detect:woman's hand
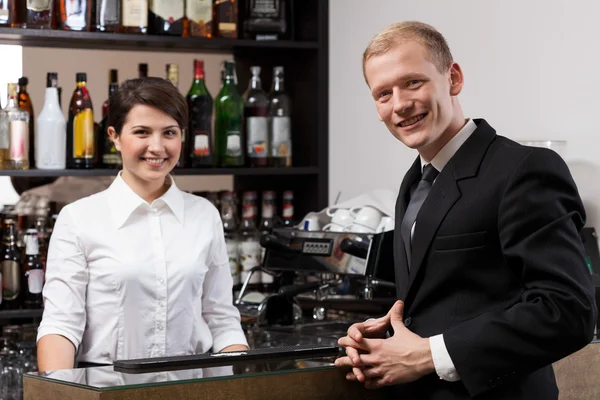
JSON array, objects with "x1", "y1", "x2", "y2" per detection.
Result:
[{"x1": 219, "y1": 344, "x2": 249, "y2": 352}]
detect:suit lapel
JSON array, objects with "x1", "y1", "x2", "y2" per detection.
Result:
[
  {"x1": 405, "y1": 172, "x2": 461, "y2": 294},
  {"x1": 394, "y1": 157, "x2": 421, "y2": 299},
  {"x1": 403, "y1": 119, "x2": 498, "y2": 299}
]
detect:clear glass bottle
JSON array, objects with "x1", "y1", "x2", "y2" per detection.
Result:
[
  {"x1": 221, "y1": 191, "x2": 240, "y2": 286},
  {"x1": 26, "y1": 0, "x2": 54, "y2": 29},
  {"x1": 4, "y1": 83, "x2": 30, "y2": 170},
  {"x1": 268, "y1": 66, "x2": 292, "y2": 167},
  {"x1": 243, "y1": 66, "x2": 269, "y2": 167},
  {"x1": 36, "y1": 72, "x2": 67, "y2": 170},
  {"x1": 96, "y1": 0, "x2": 122, "y2": 32},
  {"x1": 18, "y1": 77, "x2": 35, "y2": 168},
  {"x1": 238, "y1": 191, "x2": 262, "y2": 285}
]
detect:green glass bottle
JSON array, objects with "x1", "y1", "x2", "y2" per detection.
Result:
[
  {"x1": 187, "y1": 59, "x2": 213, "y2": 167},
  {"x1": 215, "y1": 61, "x2": 244, "y2": 167}
]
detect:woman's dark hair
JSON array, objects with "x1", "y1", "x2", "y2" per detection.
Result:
[{"x1": 108, "y1": 77, "x2": 188, "y2": 135}]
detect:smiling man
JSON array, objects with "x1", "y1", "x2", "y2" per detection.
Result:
[{"x1": 335, "y1": 21, "x2": 597, "y2": 399}]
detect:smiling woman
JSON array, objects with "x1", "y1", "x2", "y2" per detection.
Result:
[
  {"x1": 107, "y1": 77, "x2": 187, "y2": 203},
  {"x1": 36, "y1": 77, "x2": 248, "y2": 372}
]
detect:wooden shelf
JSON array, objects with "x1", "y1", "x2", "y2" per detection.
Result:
[
  {"x1": 0, "y1": 309, "x2": 43, "y2": 319},
  {"x1": 0, "y1": 27, "x2": 319, "y2": 53},
  {"x1": 0, "y1": 167, "x2": 320, "y2": 177}
]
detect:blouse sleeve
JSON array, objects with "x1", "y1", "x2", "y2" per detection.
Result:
[
  {"x1": 201, "y1": 209, "x2": 248, "y2": 352},
  {"x1": 37, "y1": 205, "x2": 89, "y2": 351}
]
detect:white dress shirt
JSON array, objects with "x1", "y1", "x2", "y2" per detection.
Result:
[
  {"x1": 37, "y1": 173, "x2": 247, "y2": 364},
  {"x1": 411, "y1": 119, "x2": 478, "y2": 382}
]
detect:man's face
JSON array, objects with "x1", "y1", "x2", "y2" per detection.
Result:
[{"x1": 365, "y1": 41, "x2": 463, "y2": 157}]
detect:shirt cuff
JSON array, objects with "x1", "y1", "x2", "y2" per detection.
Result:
[
  {"x1": 212, "y1": 330, "x2": 249, "y2": 353},
  {"x1": 429, "y1": 334, "x2": 461, "y2": 382}
]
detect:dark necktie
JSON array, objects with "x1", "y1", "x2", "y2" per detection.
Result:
[{"x1": 400, "y1": 164, "x2": 439, "y2": 269}]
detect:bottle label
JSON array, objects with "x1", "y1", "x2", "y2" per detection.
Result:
[
  {"x1": 247, "y1": 117, "x2": 268, "y2": 158},
  {"x1": 122, "y1": 0, "x2": 148, "y2": 27},
  {"x1": 27, "y1": 0, "x2": 52, "y2": 12},
  {"x1": 73, "y1": 108, "x2": 95, "y2": 159},
  {"x1": 225, "y1": 130, "x2": 242, "y2": 157},
  {"x1": 262, "y1": 204, "x2": 274, "y2": 219},
  {"x1": 150, "y1": 0, "x2": 184, "y2": 22},
  {"x1": 96, "y1": 0, "x2": 121, "y2": 25},
  {"x1": 65, "y1": 0, "x2": 88, "y2": 30},
  {"x1": 1, "y1": 260, "x2": 20, "y2": 301},
  {"x1": 27, "y1": 269, "x2": 44, "y2": 294},
  {"x1": 186, "y1": 0, "x2": 212, "y2": 23},
  {"x1": 9, "y1": 120, "x2": 29, "y2": 162},
  {"x1": 271, "y1": 116, "x2": 291, "y2": 157},
  {"x1": 238, "y1": 239, "x2": 261, "y2": 283},
  {"x1": 242, "y1": 205, "x2": 257, "y2": 220},
  {"x1": 283, "y1": 204, "x2": 294, "y2": 218},
  {"x1": 249, "y1": 0, "x2": 279, "y2": 17},
  {"x1": 225, "y1": 238, "x2": 239, "y2": 285},
  {"x1": 193, "y1": 131, "x2": 210, "y2": 156}
]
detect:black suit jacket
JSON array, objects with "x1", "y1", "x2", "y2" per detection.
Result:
[{"x1": 390, "y1": 119, "x2": 597, "y2": 399}]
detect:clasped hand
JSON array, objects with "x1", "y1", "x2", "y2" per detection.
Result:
[{"x1": 334, "y1": 300, "x2": 435, "y2": 389}]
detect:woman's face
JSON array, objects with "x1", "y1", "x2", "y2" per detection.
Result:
[{"x1": 108, "y1": 104, "x2": 182, "y2": 185}]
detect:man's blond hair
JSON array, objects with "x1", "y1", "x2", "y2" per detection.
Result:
[{"x1": 362, "y1": 21, "x2": 454, "y2": 85}]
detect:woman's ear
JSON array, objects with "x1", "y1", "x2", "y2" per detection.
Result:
[{"x1": 107, "y1": 126, "x2": 121, "y2": 151}]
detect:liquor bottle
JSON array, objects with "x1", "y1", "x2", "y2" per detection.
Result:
[
  {"x1": 57, "y1": 0, "x2": 93, "y2": 31},
  {"x1": 26, "y1": 0, "x2": 54, "y2": 29},
  {"x1": 1, "y1": 219, "x2": 21, "y2": 309},
  {"x1": 184, "y1": 0, "x2": 212, "y2": 38},
  {"x1": 166, "y1": 63, "x2": 179, "y2": 88},
  {"x1": 243, "y1": 0, "x2": 289, "y2": 40},
  {"x1": 148, "y1": 0, "x2": 184, "y2": 36},
  {"x1": 213, "y1": 0, "x2": 238, "y2": 39},
  {"x1": 165, "y1": 64, "x2": 187, "y2": 168},
  {"x1": 101, "y1": 69, "x2": 121, "y2": 168},
  {"x1": 138, "y1": 63, "x2": 149, "y2": 78},
  {"x1": 238, "y1": 191, "x2": 261, "y2": 285},
  {"x1": 23, "y1": 228, "x2": 44, "y2": 309},
  {"x1": 215, "y1": 61, "x2": 244, "y2": 167},
  {"x1": 268, "y1": 66, "x2": 292, "y2": 167},
  {"x1": 67, "y1": 73, "x2": 95, "y2": 169},
  {"x1": 6, "y1": 0, "x2": 26, "y2": 27},
  {"x1": 259, "y1": 190, "x2": 276, "y2": 286},
  {"x1": 18, "y1": 77, "x2": 35, "y2": 169},
  {"x1": 4, "y1": 83, "x2": 30, "y2": 170},
  {"x1": 221, "y1": 191, "x2": 240, "y2": 286},
  {"x1": 0, "y1": 98, "x2": 8, "y2": 166},
  {"x1": 0, "y1": 1, "x2": 8, "y2": 26},
  {"x1": 187, "y1": 59, "x2": 213, "y2": 167},
  {"x1": 282, "y1": 190, "x2": 294, "y2": 227},
  {"x1": 36, "y1": 72, "x2": 67, "y2": 170},
  {"x1": 122, "y1": 0, "x2": 147, "y2": 34},
  {"x1": 243, "y1": 66, "x2": 269, "y2": 167},
  {"x1": 96, "y1": 0, "x2": 122, "y2": 32}
]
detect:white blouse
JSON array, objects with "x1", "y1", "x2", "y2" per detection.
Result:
[{"x1": 37, "y1": 173, "x2": 247, "y2": 364}]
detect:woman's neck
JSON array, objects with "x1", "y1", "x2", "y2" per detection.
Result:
[{"x1": 120, "y1": 169, "x2": 170, "y2": 204}]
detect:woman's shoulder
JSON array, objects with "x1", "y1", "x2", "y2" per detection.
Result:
[{"x1": 181, "y1": 192, "x2": 220, "y2": 220}]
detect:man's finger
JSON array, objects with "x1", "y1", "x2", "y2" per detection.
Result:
[
  {"x1": 345, "y1": 371, "x2": 358, "y2": 381},
  {"x1": 338, "y1": 336, "x2": 370, "y2": 352},
  {"x1": 347, "y1": 323, "x2": 365, "y2": 342},
  {"x1": 362, "y1": 366, "x2": 382, "y2": 380},
  {"x1": 353, "y1": 367, "x2": 366, "y2": 382},
  {"x1": 344, "y1": 345, "x2": 362, "y2": 365},
  {"x1": 334, "y1": 356, "x2": 357, "y2": 368}
]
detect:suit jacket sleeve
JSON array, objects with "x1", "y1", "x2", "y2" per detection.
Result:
[{"x1": 443, "y1": 148, "x2": 598, "y2": 397}]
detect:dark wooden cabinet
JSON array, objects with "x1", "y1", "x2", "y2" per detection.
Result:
[{"x1": 0, "y1": 0, "x2": 328, "y2": 225}]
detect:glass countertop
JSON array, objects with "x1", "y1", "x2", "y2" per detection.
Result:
[{"x1": 25, "y1": 330, "x2": 341, "y2": 391}]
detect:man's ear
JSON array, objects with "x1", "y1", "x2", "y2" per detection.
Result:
[
  {"x1": 449, "y1": 62, "x2": 464, "y2": 96},
  {"x1": 107, "y1": 126, "x2": 121, "y2": 151}
]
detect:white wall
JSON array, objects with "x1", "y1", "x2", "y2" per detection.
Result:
[{"x1": 329, "y1": 0, "x2": 600, "y2": 232}]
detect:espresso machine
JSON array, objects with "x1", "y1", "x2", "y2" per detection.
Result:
[{"x1": 235, "y1": 228, "x2": 397, "y2": 346}]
